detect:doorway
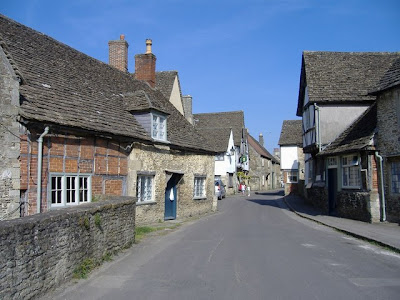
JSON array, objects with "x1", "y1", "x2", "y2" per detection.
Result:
[
  {"x1": 164, "y1": 173, "x2": 182, "y2": 220},
  {"x1": 328, "y1": 168, "x2": 338, "y2": 215}
]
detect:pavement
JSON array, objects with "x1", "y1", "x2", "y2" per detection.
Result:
[{"x1": 283, "y1": 193, "x2": 400, "y2": 253}]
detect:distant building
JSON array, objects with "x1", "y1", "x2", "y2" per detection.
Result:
[{"x1": 278, "y1": 120, "x2": 304, "y2": 195}]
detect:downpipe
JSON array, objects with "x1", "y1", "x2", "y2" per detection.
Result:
[
  {"x1": 37, "y1": 127, "x2": 49, "y2": 214},
  {"x1": 375, "y1": 151, "x2": 386, "y2": 222}
]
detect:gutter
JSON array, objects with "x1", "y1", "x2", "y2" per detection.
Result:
[
  {"x1": 37, "y1": 126, "x2": 49, "y2": 214},
  {"x1": 375, "y1": 151, "x2": 386, "y2": 222}
]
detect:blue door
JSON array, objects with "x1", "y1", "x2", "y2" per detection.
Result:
[{"x1": 164, "y1": 175, "x2": 178, "y2": 220}]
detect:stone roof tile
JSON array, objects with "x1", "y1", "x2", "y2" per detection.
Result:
[
  {"x1": 278, "y1": 120, "x2": 303, "y2": 146},
  {"x1": 0, "y1": 14, "x2": 212, "y2": 152}
]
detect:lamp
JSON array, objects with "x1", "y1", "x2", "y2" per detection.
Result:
[{"x1": 230, "y1": 146, "x2": 235, "y2": 156}]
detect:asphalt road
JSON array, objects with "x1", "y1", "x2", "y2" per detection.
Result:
[{"x1": 49, "y1": 191, "x2": 400, "y2": 300}]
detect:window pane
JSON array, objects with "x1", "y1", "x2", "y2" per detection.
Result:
[
  {"x1": 137, "y1": 175, "x2": 153, "y2": 202},
  {"x1": 51, "y1": 176, "x2": 63, "y2": 204},
  {"x1": 392, "y1": 162, "x2": 400, "y2": 194}
]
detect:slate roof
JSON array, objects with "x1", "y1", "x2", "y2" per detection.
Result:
[
  {"x1": 0, "y1": 14, "x2": 213, "y2": 153},
  {"x1": 247, "y1": 134, "x2": 278, "y2": 163},
  {"x1": 155, "y1": 71, "x2": 180, "y2": 100},
  {"x1": 297, "y1": 51, "x2": 400, "y2": 116},
  {"x1": 193, "y1": 111, "x2": 245, "y2": 152},
  {"x1": 318, "y1": 103, "x2": 377, "y2": 156},
  {"x1": 370, "y1": 57, "x2": 400, "y2": 94},
  {"x1": 278, "y1": 120, "x2": 303, "y2": 146}
]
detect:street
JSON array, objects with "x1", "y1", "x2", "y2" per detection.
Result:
[{"x1": 49, "y1": 191, "x2": 400, "y2": 300}]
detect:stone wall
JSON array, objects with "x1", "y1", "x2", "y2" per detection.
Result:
[
  {"x1": 376, "y1": 87, "x2": 400, "y2": 222},
  {"x1": 248, "y1": 145, "x2": 274, "y2": 191},
  {"x1": 0, "y1": 196, "x2": 136, "y2": 300},
  {"x1": 0, "y1": 46, "x2": 21, "y2": 220},
  {"x1": 336, "y1": 191, "x2": 374, "y2": 222},
  {"x1": 128, "y1": 143, "x2": 215, "y2": 224},
  {"x1": 304, "y1": 185, "x2": 328, "y2": 212}
]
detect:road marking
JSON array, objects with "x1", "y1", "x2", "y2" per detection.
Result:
[
  {"x1": 350, "y1": 278, "x2": 400, "y2": 287},
  {"x1": 301, "y1": 243, "x2": 316, "y2": 248},
  {"x1": 358, "y1": 245, "x2": 400, "y2": 259},
  {"x1": 208, "y1": 237, "x2": 224, "y2": 263}
]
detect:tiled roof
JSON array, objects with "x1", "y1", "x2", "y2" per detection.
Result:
[
  {"x1": 247, "y1": 134, "x2": 278, "y2": 163},
  {"x1": 278, "y1": 120, "x2": 303, "y2": 146},
  {"x1": 0, "y1": 14, "x2": 213, "y2": 152},
  {"x1": 155, "y1": 71, "x2": 180, "y2": 99},
  {"x1": 193, "y1": 111, "x2": 245, "y2": 152},
  {"x1": 318, "y1": 103, "x2": 376, "y2": 156},
  {"x1": 297, "y1": 51, "x2": 400, "y2": 116},
  {"x1": 370, "y1": 57, "x2": 400, "y2": 94}
]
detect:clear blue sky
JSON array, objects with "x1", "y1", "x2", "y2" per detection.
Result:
[{"x1": 2, "y1": 0, "x2": 400, "y2": 152}]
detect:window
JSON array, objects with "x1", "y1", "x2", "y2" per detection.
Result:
[
  {"x1": 194, "y1": 176, "x2": 206, "y2": 198},
  {"x1": 327, "y1": 157, "x2": 338, "y2": 168},
  {"x1": 50, "y1": 174, "x2": 91, "y2": 207},
  {"x1": 391, "y1": 161, "x2": 400, "y2": 194},
  {"x1": 215, "y1": 154, "x2": 225, "y2": 161},
  {"x1": 152, "y1": 113, "x2": 167, "y2": 141},
  {"x1": 287, "y1": 171, "x2": 298, "y2": 183},
  {"x1": 342, "y1": 155, "x2": 360, "y2": 188},
  {"x1": 137, "y1": 175, "x2": 154, "y2": 202}
]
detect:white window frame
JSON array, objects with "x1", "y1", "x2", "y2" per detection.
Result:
[
  {"x1": 50, "y1": 173, "x2": 91, "y2": 208},
  {"x1": 342, "y1": 155, "x2": 361, "y2": 189},
  {"x1": 391, "y1": 161, "x2": 400, "y2": 194},
  {"x1": 327, "y1": 156, "x2": 338, "y2": 168},
  {"x1": 215, "y1": 153, "x2": 225, "y2": 161},
  {"x1": 194, "y1": 176, "x2": 206, "y2": 199},
  {"x1": 151, "y1": 113, "x2": 167, "y2": 141},
  {"x1": 137, "y1": 175, "x2": 154, "y2": 203},
  {"x1": 287, "y1": 171, "x2": 298, "y2": 183}
]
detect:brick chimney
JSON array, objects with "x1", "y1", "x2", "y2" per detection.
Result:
[
  {"x1": 134, "y1": 39, "x2": 156, "y2": 88},
  {"x1": 108, "y1": 34, "x2": 129, "y2": 72},
  {"x1": 259, "y1": 133, "x2": 264, "y2": 147}
]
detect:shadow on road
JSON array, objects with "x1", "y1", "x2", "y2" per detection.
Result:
[
  {"x1": 246, "y1": 199, "x2": 283, "y2": 208},
  {"x1": 254, "y1": 190, "x2": 285, "y2": 196}
]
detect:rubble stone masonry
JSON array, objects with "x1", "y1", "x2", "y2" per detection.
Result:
[
  {"x1": 0, "y1": 196, "x2": 135, "y2": 300},
  {"x1": 377, "y1": 87, "x2": 400, "y2": 222},
  {"x1": 0, "y1": 47, "x2": 20, "y2": 220},
  {"x1": 128, "y1": 143, "x2": 216, "y2": 224}
]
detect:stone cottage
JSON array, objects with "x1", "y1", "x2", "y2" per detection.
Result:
[
  {"x1": 296, "y1": 51, "x2": 400, "y2": 222},
  {"x1": 278, "y1": 120, "x2": 304, "y2": 195},
  {"x1": 247, "y1": 133, "x2": 280, "y2": 191},
  {"x1": 370, "y1": 57, "x2": 400, "y2": 222},
  {"x1": 0, "y1": 15, "x2": 216, "y2": 223},
  {"x1": 193, "y1": 111, "x2": 249, "y2": 195}
]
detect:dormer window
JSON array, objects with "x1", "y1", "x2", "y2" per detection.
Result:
[{"x1": 152, "y1": 112, "x2": 167, "y2": 141}]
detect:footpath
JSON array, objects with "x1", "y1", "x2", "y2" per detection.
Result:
[{"x1": 283, "y1": 194, "x2": 400, "y2": 253}]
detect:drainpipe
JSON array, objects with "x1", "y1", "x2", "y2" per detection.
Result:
[
  {"x1": 37, "y1": 127, "x2": 49, "y2": 214},
  {"x1": 375, "y1": 151, "x2": 386, "y2": 222},
  {"x1": 313, "y1": 103, "x2": 321, "y2": 152}
]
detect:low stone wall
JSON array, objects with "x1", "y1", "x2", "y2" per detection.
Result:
[
  {"x1": 336, "y1": 191, "x2": 373, "y2": 222},
  {"x1": 0, "y1": 196, "x2": 135, "y2": 300},
  {"x1": 305, "y1": 185, "x2": 328, "y2": 212}
]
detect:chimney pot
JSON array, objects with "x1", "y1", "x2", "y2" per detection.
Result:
[
  {"x1": 120, "y1": 34, "x2": 125, "y2": 40},
  {"x1": 146, "y1": 39, "x2": 152, "y2": 54},
  {"x1": 259, "y1": 133, "x2": 264, "y2": 147}
]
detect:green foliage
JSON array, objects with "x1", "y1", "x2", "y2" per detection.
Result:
[
  {"x1": 94, "y1": 213, "x2": 101, "y2": 228},
  {"x1": 79, "y1": 216, "x2": 90, "y2": 230},
  {"x1": 73, "y1": 258, "x2": 95, "y2": 279},
  {"x1": 102, "y1": 252, "x2": 112, "y2": 262}
]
